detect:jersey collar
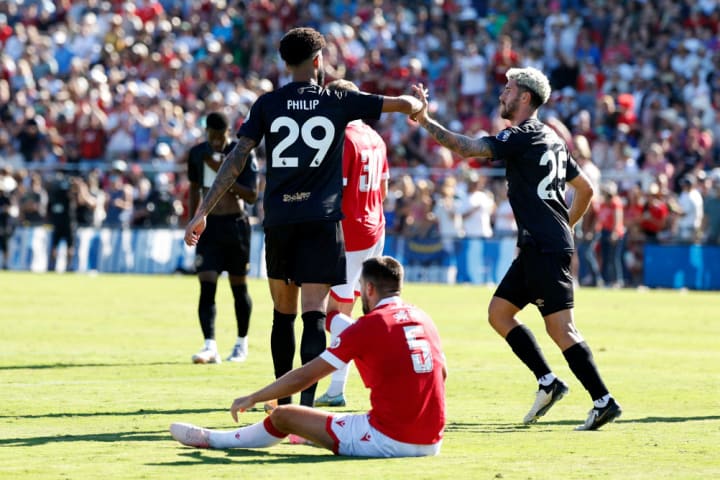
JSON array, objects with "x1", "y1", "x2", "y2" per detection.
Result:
[{"x1": 374, "y1": 296, "x2": 402, "y2": 310}]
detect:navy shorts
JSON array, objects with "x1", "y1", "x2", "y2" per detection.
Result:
[
  {"x1": 264, "y1": 220, "x2": 346, "y2": 286},
  {"x1": 195, "y1": 214, "x2": 251, "y2": 275},
  {"x1": 493, "y1": 247, "x2": 574, "y2": 316},
  {"x1": 51, "y1": 223, "x2": 74, "y2": 248}
]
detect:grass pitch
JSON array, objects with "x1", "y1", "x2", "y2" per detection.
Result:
[{"x1": 1, "y1": 272, "x2": 718, "y2": 479}]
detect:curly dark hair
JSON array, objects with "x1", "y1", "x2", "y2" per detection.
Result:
[{"x1": 279, "y1": 27, "x2": 326, "y2": 66}]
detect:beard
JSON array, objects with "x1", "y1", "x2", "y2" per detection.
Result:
[
  {"x1": 361, "y1": 295, "x2": 370, "y2": 315},
  {"x1": 316, "y1": 68, "x2": 325, "y2": 86},
  {"x1": 500, "y1": 97, "x2": 519, "y2": 120}
]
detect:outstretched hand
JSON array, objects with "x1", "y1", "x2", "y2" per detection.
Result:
[
  {"x1": 410, "y1": 83, "x2": 430, "y2": 123},
  {"x1": 230, "y1": 395, "x2": 256, "y2": 423},
  {"x1": 184, "y1": 214, "x2": 207, "y2": 246}
]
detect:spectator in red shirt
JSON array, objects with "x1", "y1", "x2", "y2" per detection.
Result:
[
  {"x1": 492, "y1": 35, "x2": 520, "y2": 91},
  {"x1": 76, "y1": 110, "x2": 108, "y2": 164},
  {"x1": 640, "y1": 183, "x2": 670, "y2": 243},
  {"x1": 597, "y1": 181, "x2": 625, "y2": 287}
]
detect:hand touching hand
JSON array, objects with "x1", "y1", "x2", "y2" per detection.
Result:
[{"x1": 410, "y1": 83, "x2": 430, "y2": 124}]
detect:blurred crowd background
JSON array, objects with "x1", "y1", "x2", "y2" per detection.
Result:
[{"x1": 1, "y1": 0, "x2": 720, "y2": 287}]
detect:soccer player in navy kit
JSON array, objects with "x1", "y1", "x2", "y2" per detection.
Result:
[
  {"x1": 186, "y1": 112, "x2": 259, "y2": 364},
  {"x1": 411, "y1": 67, "x2": 622, "y2": 430},
  {"x1": 184, "y1": 27, "x2": 424, "y2": 408}
]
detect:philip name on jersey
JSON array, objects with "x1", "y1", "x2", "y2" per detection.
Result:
[{"x1": 287, "y1": 100, "x2": 320, "y2": 110}]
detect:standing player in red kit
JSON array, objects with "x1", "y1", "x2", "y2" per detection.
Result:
[
  {"x1": 315, "y1": 79, "x2": 389, "y2": 408},
  {"x1": 170, "y1": 256, "x2": 446, "y2": 457}
]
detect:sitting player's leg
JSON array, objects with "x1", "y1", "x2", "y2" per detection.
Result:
[{"x1": 170, "y1": 405, "x2": 334, "y2": 451}]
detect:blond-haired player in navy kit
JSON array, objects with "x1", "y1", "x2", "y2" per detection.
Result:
[
  {"x1": 411, "y1": 67, "x2": 622, "y2": 431},
  {"x1": 184, "y1": 27, "x2": 424, "y2": 409}
]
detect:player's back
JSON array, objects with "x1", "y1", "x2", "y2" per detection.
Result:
[
  {"x1": 238, "y1": 82, "x2": 383, "y2": 227},
  {"x1": 341, "y1": 121, "x2": 388, "y2": 250},
  {"x1": 352, "y1": 301, "x2": 446, "y2": 444}
]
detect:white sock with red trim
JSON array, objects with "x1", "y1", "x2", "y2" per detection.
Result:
[{"x1": 209, "y1": 417, "x2": 287, "y2": 449}]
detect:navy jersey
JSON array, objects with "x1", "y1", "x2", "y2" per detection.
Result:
[
  {"x1": 485, "y1": 118, "x2": 580, "y2": 252},
  {"x1": 237, "y1": 82, "x2": 384, "y2": 227},
  {"x1": 187, "y1": 140, "x2": 259, "y2": 203}
]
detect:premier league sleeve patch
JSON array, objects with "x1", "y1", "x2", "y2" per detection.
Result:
[{"x1": 496, "y1": 129, "x2": 511, "y2": 142}]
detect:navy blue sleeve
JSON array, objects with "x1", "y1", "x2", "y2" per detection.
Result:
[
  {"x1": 345, "y1": 90, "x2": 383, "y2": 122},
  {"x1": 483, "y1": 127, "x2": 523, "y2": 161},
  {"x1": 236, "y1": 95, "x2": 266, "y2": 143}
]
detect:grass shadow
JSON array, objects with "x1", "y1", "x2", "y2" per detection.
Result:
[
  {"x1": 149, "y1": 449, "x2": 344, "y2": 466},
  {"x1": 0, "y1": 407, "x2": 227, "y2": 420},
  {"x1": 0, "y1": 430, "x2": 169, "y2": 447},
  {"x1": 444, "y1": 415, "x2": 720, "y2": 433},
  {"x1": 0, "y1": 362, "x2": 182, "y2": 370}
]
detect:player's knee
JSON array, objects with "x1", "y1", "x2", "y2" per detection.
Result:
[{"x1": 268, "y1": 406, "x2": 294, "y2": 433}]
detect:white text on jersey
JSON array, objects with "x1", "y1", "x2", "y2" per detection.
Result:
[{"x1": 287, "y1": 100, "x2": 320, "y2": 110}]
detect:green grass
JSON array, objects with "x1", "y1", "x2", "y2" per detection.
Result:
[{"x1": 1, "y1": 272, "x2": 719, "y2": 479}]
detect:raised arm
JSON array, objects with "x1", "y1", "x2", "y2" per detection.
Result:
[
  {"x1": 411, "y1": 84, "x2": 494, "y2": 159},
  {"x1": 381, "y1": 94, "x2": 424, "y2": 116}
]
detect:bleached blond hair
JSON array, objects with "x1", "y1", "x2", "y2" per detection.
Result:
[{"x1": 506, "y1": 67, "x2": 552, "y2": 107}]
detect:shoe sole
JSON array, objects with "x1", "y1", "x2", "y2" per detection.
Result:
[
  {"x1": 525, "y1": 383, "x2": 569, "y2": 424},
  {"x1": 192, "y1": 357, "x2": 221, "y2": 364},
  {"x1": 314, "y1": 401, "x2": 347, "y2": 407}
]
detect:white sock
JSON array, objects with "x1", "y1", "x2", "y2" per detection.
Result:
[
  {"x1": 209, "y1": 418, "x2": 286, "y2": 449},
  {"x1": 538, "y1": 373, "x2": 557, "y2": 387},
  {"x1": 235, "y1": 336, "x2": 247, "y2": 349},
  {"x1": 328, "y1": 312, "x2": 354, "y2": 337},
  {"x1": 324, "y1": 313, "x2": 354, "y2": 397},
  {"x1": 204, "y1": 339, "x2": 217, "y2": 351},
  {"x1": 593, "y1": 394, "x2": 611, "y2": 408},
  {"x1": 326, "y1": 365, "x2": 350, "y2": 397}
]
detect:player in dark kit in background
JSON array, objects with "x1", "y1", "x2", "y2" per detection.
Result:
[
  {"x1": 47, "y1": 172, "x2": 77, "y2": 272},
  {"x1": 411, "y1": 67, "x2": 622, "y2": 431},
  {"x1": 186, "y1": 112, "x2": 259, "y2": 364},
  {"x1": 184, "y1": 27, "x2": 424, "y2": 408}
]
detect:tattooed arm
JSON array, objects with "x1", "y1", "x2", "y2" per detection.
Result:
[
  {"x1": 418, "y1": 116, "x2": 494, "y2": 159},
  {"x1": 410, "y1": 83, "x2": 493, "y2": 159},
  {"x1": 184, "y1": 137, "x2": 256, "y2": 246}
]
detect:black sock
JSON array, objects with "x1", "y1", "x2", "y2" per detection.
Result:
[
  {"x1": 198, "y1": 281, "x2": 217, "y2": 340},
  {"x1": 299, "y1": 311, "x2": 326, "y2": 407},
  {"x1": 563, "y1": 341, "x2": 609, "y2": 400},
  {"x1": 231, "y1": 284, "x2": 252, "y2": 338},
  {"x1": 505, "y1": 325, "x2": 552, "y2": 380},
  {"x1": 271, "y1": 310, "x2": 296, "y2": 405}
]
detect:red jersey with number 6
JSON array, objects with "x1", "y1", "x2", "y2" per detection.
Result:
[{"x1": 341, "y1": 120, "x2": 388, "y2": 251}]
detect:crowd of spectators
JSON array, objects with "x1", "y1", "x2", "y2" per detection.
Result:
[{"x1": 1, "y1": 0, "x2": 720, "y2": 285}]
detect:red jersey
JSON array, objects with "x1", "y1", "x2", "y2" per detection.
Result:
[
  {"x1": 341, "y1": 121, "x2": 388, "y2": 251},
  {"x1": 321, "y1": 298, "x2": 446, "y2": 445},
  {"x1": 597, "y1": 196, "x2": 625, "y2": 236}
]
